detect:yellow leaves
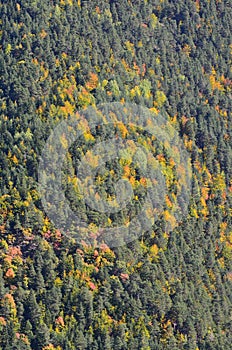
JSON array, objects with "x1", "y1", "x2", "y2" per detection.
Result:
[
  {"x1": 220, "y1": 222, "x2": 232, "y2": 256},
  {"x1": 150, "y1": 244, "x2": 159, "y2": 259},
  {"x1": 130, "y1": 85, "x2": 141, "y2": 98},
  {"x1": 165, "y1": 195, "x2": 173, "y2": 208},
  {"x1": 183, "y1": 135, "x2": 193, "y2": 151},
  {"x1": 218, "y1": 257, "x2": 225, "y2": 268},
  {"x1": 129, "y1": 176, "x2": 136, "y2": 187},
  {"x1": 98, "y1": 309, "x2": 113, "y2": 330},
  {"x1": 163, "y1": 210, "x2": 177, "y2": 228},
  {"x1": 0, "y1": 317, "x2": 6, "y2": 326},
  {"x1": 190, "y1": 207, "x2": 199, "y2": 218},
  {"x1": 42, "y1": 217, "x2": 51, "y2": 234},
  {"x1": 60, "y1": 0, "x2": 73, "y2": 5},
  {"x1": 182, "y1": 44, "x2": 191, "y2": 56},
  {"x1": 17, "y1": 60, "x2": 26, "y2": 64},
  {"x1": 116, "y1": 121, "x2": 128, "y2": 138},
  {"x1": 83, "y1": 131, "x2": 95, "y2": 142},
  {"x1": 60, "y1": 100, "x2": 75, "y2": 116},
  {"x1": 121, "y1": 58, "x2": 132, "y2": 73},
  {"x1": 12, "y1": 154, "x2": 18, "y2": 164},
  {"x1": 54, "y1": 277, "x2": 63, "y2": 287},
  {"x1": 139, "y1": 79, "x2": 151, "y2": 99},
  {"x1": 150, "y1": 13, "x2": 158, "y2": 28},
  {"x1": 155, "y1": 90, "x2": 167, "y2": 107},
  {"x1": 110, "y1": 79, "x2": 120, "y2": 96},
  {"x1": 101, "y1": 79, "x2": 108, "y2": 88},
  {"x1": 220, "y1": 222, "x2": 227, "y2": 236},
  {"x1": 125, "y1": 41, "x2": 135, "y2": 56},
  {"x1": 201, "y1": 186, "x2": 209, "y2": 200},
  {"x1": 61, "y1": 52, "x2": 67, "y2": 59},
  {"x1": 5, "y1": 43, "x2": 12, "y2": 55},
  {"x1": 150, "y1": 106, "x2": 160, "y2": 115},
  {"x1": 209, "y1": 67, "x2": 225, "y2": 91},
  {"x1": 77, "y1": 87, "x2": 95, "y2": 107},
  {"x1": 42, "y1": 344, "x2": 62, "y2": 350},
  {"x1": 212, "y1": 172, "x2": 226, "y2": 192},
  {"x1": 209, "y1": 74, "x2": 224, "y2": 91},
  {"x1": 215, "y1": 105, "x2": 228, "y2": 118},
  {"x1": 178, "y1": 333, "x2": 187, "y2": 343},
  {"x1": 39, "y1": 66, "x2": 49, "y2": 82},
  {"x1": 1, "y1": 100, "x2": 6, "y2": 111}
]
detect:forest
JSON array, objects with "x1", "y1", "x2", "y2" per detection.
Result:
[{"x1": 0, "y1": 0, "x2": 231, "y2": 349}]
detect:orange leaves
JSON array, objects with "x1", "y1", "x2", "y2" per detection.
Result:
[
  {"x1": 55, "y1": 316, "x2": 65, "y2": 327},
  {"x1": 4, "y1": 246, "x2": 22, "y2": 267},
  {"x1": 163, "y1": 210, "x2": 177, "y2": 228},
  {"x1": 208, "y1": 68, "x2": 225, "y2": 92},
  {"x1": 129, "y1": 176, "x2": 136, "y2": 187},
  {"x1": 40, "y1": 29, "x2": 47, "y2": 39},
  {"x1": 4, "y1": 294, "x2": 15, "y2": 307},
  {"x1": 60, "y1": 100, "x2": 75, "y2": 116},
  {"x1": 0, "y1": 317, "x2": 6, "y2": 326},
  {"x1": 3, "y1": 294, "x2": 17, "y2": 319},
  {"x1": 116, "y1": 122, "x2": 128, "y2": 138},
  {"x1": 5, "y1": 268, "x2": 15, "y2": 278},
  {"x1": 95, "y1": 6, "x2": 101, "y2": 14},
  {"x1": 89, "y1": 281, "x2": 97, "y2": 290},
  {"x1": 85, "y1": 72, "x2": 98, "y2": 91},
  {"x1": 165, "y1": 195, "x2": 173, "y2": 208},
  {"x1": 209, "y1": 74, "x2": 224, "y2": 91},
  {"x1": 155, "y1": 90, "x2": 167, "y2": 107},
  {"x1": 120, "y1": 273, "x2": 129, "y2": 281},
  {"x1": 195, "y1": 0, "x2": 200, "y2": 11},
  {"x1": 140, "y1": 177, "x2": 147, "y2": 187},
  {"x1": 201, "y1": 186, "x2": 209, "y2": 201},
  {"x1": 42, "y1": 344, "x2": 56, "y2": 350},
  {"x1": 123, "y1": 165, "x2": 130, "y2": 178}
]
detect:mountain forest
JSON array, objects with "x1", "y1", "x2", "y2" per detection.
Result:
[{"x1": 0, "y1": 0, "x2": 231, "y2": 349}]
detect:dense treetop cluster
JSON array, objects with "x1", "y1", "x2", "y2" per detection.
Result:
[{"x1": 0, "y1": 1, "x2": 231, "y2": 349}]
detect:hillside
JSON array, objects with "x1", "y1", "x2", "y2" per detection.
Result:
[{"x1": 0, "y1": 1, "x2": 231, "y2": 349}]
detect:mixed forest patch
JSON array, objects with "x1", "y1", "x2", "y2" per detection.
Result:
[{"x1": 0, "y1": 1, "x2": 231, "y2": 349}]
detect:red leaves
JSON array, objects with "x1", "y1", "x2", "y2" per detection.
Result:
[
  {"x1": 89, "y1": 281, "x2": 97, "y2": 290},
  {"x1": 120, "y1": 273, "x2": 129, "y2": 281}
]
